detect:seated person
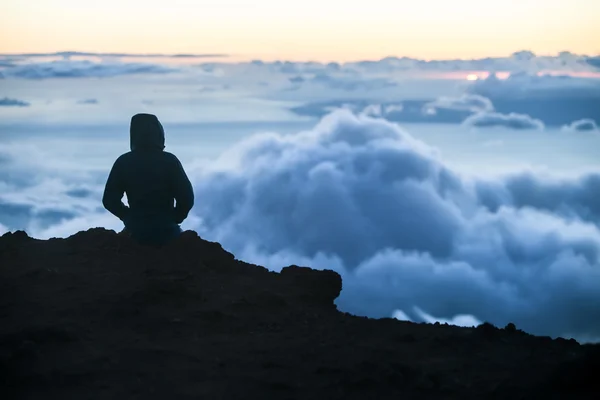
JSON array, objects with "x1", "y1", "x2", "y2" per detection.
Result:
[{"x1": 102, "y1": 113, "x2": 194, "y2": 246}]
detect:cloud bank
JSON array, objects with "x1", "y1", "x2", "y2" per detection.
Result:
[
  {"x1": 291, "y1": 99, "x2": 475, "y2": 124},
  {"x1": 291, "y1": 95, "x2": 550, "y2": 130},
  {"x1": 186, "y1": 110, "x2": 600, "y2": 339},
  {"x1": 470, "y1": 73, "x2": 600, "y2": 126},
  {"x1": 463, "y1": 111, "x2": 545, "y2": 130},
  {"x1": 287, "y1": 71, "x2": 599, "y2": 128},
  {"x1": 3, "y1": 51, "x2": 599, "y2": 129},
  {"x1": 2, "y1": 60, "x2": 177, "y2": 79}
]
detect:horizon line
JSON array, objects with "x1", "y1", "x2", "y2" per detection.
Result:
[{"x1": 1, "y1": 50, "x2": 599, "y2": 64}]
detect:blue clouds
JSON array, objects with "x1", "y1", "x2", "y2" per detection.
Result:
[
  {"x1": 77, "y1": 99, "x2": 99, "y2": 105},
  {"x1": 291, "y1": 99, "x2": 473, "y2": 124},
  {"x1": 463, "y1": 111, "x2": 545, "y2": 130},
  {"x1": 2, "y1": 51, "x2": 599, "y2": 129},
  {"x1": 0, "y1": 200, "x2": 77, "y2": 231},
  {"x1": 290, "y1": 96, "x2": 502, "y2": 126},
  {"x1": 190, "y1": 110, "x2": 600, "y2": 339},
  {"x1": 0, "y1": 97, "x2": 30, "y2": 107},
  {"x1": 284, "y1": 71, "x2": 397, "y2": 92},
  {"x1": 586, "y1": 57, "x2": 600, "y2": 69},
  {"x1": 563, "y1": 119, "x2": 599, "y2": 132},
  {"x1": 1, "y1": 49, "x2": 600, "y2": 340},
  {"x1": 291, "y1": 77, "x2": 599, "y2": 129},
  {"x1": 2, "y1": 60, "x2": 177, "y2": 79},
  {"x1": 289, "y1": 76, "x2": 305, "y2": 83},
  {"x1": 2, "y1": 110, "x2": 600, "y2": 339},
  {"x1": 469, "y1": 73, "x2": 600, "y2": 126},
  {"x1": 309, "y1": 72, "x2": 397, "y2": 91},
  {"x1": 424, "y1": 94, "x2": 494, "y2": 113}
]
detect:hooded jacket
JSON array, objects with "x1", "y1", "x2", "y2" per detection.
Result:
[{"x1": 102, "y1": 113, "x2": 194, "y2": 245}]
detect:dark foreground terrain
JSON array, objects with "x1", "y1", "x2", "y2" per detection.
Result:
[{"x1": 1, "y1": 229, "x2": 598, "y2": 399}]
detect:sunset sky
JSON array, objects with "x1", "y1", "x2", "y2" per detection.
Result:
[{"x1": 2, "y1": 0, "x2": 599, "y2": 61}]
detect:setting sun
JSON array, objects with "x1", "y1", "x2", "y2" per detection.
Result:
[{"x1": 466, "y1": 74, "x2": 479, "y2": 81}]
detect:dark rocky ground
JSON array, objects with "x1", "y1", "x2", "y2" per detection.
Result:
[{"x1": 1, "y1": 228, "x2": 598, "y2": 399}]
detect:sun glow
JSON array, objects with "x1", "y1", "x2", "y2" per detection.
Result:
[{"x1": 466, "y1": 74, "x2": 479, "y2": 81}]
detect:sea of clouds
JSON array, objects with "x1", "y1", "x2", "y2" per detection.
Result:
[
  {"x1": 2, "y1": 51, "x2": 600, "y2": 341},
  {"x1": 190, "y1": 110, "x2": 600, "y2": 341},
  {"x1": 3, "y1": 109, "x2": 599, "y2": 341}
]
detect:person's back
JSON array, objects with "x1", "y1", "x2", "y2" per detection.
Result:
[{"x1": 102, "y1": 113, "x2": 194, "y2": 246}]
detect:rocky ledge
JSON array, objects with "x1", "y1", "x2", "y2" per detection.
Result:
[{"x1": 1, "y1": 229, "x2": 598, "y2": 399}]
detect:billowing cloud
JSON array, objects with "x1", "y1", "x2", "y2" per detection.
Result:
[
  {"x1": 562, "y1": 119, "x2": 599, "y2": 133},
  {"x1": 186, "y1": 110, "x2": 600, "y2": 339},
  {"x1": 463, "y1": 111, "x2": 544, "y2": 130},
  {"x1": 0, "y1": 97, "x2": 30, "y2": 107},
  {"x1": 2, "y1": 60, "x2": 177, "y2": 79}
]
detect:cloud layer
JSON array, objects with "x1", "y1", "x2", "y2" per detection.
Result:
[
  {"x1": 0, "y1": 51, "x2": 227, "y2": 58},
  {"x1": 2, "y1": 51, "x2": 599, "y2": 130},
  {"x1": 186, "y1": 110, "x2": 600, "y2": 339}
]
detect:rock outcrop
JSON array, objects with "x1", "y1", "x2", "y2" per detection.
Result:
[{"x1": 0, "y1": 228, "x2": 597, "y2": 399}]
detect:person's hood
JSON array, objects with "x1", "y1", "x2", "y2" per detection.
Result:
[{"x1": 130, "y1": 113, "x2": 165, "y2": 151}]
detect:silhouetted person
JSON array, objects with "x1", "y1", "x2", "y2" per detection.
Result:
[{"x1": 103, "y1": 113, "x2": 194, "y2": 246}]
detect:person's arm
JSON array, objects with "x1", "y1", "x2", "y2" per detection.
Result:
[
  {"x1": 171, "y1": 156, "x2": 194, "y2": 224},
  {"x1": 102, "y1": 157, "x2": 130, "y2": 221}
]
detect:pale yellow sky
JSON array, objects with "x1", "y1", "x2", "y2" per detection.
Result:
[{"x1": 1, "y1": 0, "x2": 599, "y2": 61}]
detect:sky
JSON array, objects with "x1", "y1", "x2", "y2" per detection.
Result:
[
  {"x1": 1, "y1": 0, "x2": 599, "y2": 61},
  {"x1": 2, "y1": 2, "x2": 600, "y2": 341}
]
